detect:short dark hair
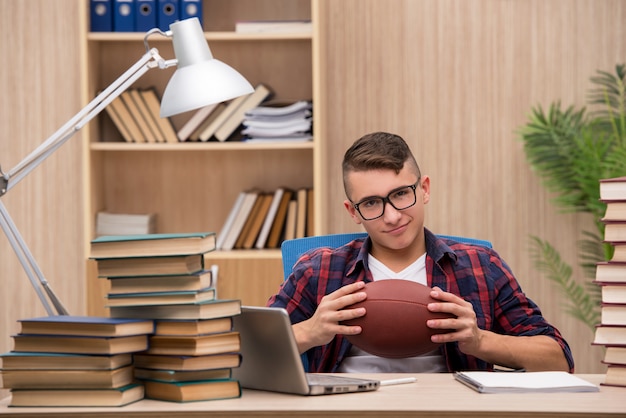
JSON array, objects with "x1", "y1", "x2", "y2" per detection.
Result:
[{"x1": 342, "y1": 132, "x2": 421, "y2": 195}]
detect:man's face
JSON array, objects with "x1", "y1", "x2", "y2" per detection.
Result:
[{"x1": 343, "y1": 166, "x2": 430, "y2": 253}]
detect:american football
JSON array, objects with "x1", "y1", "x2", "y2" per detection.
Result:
[{"x1": 342, "y1": 279, "x2": 454, "y2": 358}]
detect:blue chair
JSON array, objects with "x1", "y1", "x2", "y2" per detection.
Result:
[{"x1": 280, "y1": 232, "x2": 492, "y2": 280}]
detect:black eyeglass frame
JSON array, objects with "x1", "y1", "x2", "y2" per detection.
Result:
[{"x1": 351, "y1": 181, "x2": 419, "y2": 221}]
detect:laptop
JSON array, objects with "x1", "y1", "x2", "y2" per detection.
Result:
[{"x1": 232, "y1": 306, "x2": 380, "y2": 395}]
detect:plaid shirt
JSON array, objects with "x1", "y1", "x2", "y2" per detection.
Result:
[{"x1": 268, "y1": 228, "x2": 575, "y2": 373}]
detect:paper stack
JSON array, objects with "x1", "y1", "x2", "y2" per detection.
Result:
[{"x1": 242, "y1": 101, "x2": 312, "y2": 142}]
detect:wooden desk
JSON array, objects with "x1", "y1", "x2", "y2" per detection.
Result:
[{"x1": 0, "y1": 374, "x2": 623, "y2": 417}]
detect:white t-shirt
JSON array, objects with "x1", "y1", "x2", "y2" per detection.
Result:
[{"x1": 337, "y1": 252, "x2": 447, "y2": 373}]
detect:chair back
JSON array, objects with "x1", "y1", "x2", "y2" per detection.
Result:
[{"x1": 280, "y1": 233, "x2": 492, "y2": 280}]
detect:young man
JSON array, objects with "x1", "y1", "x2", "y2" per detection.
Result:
[{"x1": 268, "y1": 131, "x2": 574, "y2": 373}]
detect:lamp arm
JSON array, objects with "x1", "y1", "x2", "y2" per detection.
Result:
[{"x1": 0, "y1": 47, "x2": 168, "y2": 316}]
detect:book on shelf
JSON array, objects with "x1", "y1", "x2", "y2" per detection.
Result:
[
  {"x1": 235, "y1": 19, "x2": 312, "y2": 34},
  {"x1": 603, "y1": 364, "x2": 626, "y2": 387},
  {"x1": 143, "y1": 378, "x2": 241, "y2": 402},
  {"x1": 109, "y1": 298, "x2": 241, "y2": 320},
  {"x1": 453, "y1": 371, "x2": 598, "y2": 393},
  {"x1": 307, "y1": 187, "x2": 315, "y2": 236},
  {"x1": 176, "y1": 103, "x2": 219, "y2": 142},
  {"x1": 241, "y1": 193, "x2": 274, "y2": 249},
  {"x1": 593, "y1": 324, "x2": 626, "y2": 345},
  {"x1": 295, "y1": 187, "x2": 309, "y2": 239},
  {"x1": 120, "y1": 90, "x2": 150, "y2": 143},
  {"x1": 105, "y1": 287, "x2": 217, "y2": 307},
  {"x1": 139, "y1": 88, "x2": 179, "y2": 144},
  {"x1": 604, "y1": 221, "x2": 626, "y2": 243},
  {"x1": 11, "y1": 334, "x2": 149, "y2": 355},
  {"x1": 602, "y1": 200, "x2": 626, "y2": 222},
  {"x1": 146, "y1": 331, "x2": 241, "y2": 356},
  {"x1": 266, "y1": 188, "x2": 294, "y2": 248},
  {"x1": 595, "y1": 261, "x2": 626, "y2": 283},
  {"x1": 595, "y1": 281, "x2": 626, "y2": 304},
  {"x1": 233, "y1": 191, "x2": 266, "y2": 249},
  {"x1": 129, "y1": 88, "x2": 165, "y2": 143},
  {"x1": 0, "y1": 352, "x2": 132, "y2": 370},
  {"x1": 283, "y1": 198, "x2": 298, "y2": 242},
  {"x1": 90, "y1": 232, "x2": 216, "y2": 259},
  {"x1": 154, "y1": 317, "x2": 233, "y2": 336},
  {"x1": 255, "y1": 187, "x2": 288, "y2": 249},
  {"x1": 104, "y1": 96, "x2": 134, "y2": 143},
  {"x1": 17, "y1": 315, "x2": 154, "y2": 337},
  {"x1": 216, "y1": 191, "x2": 247, "y2": 250},
  {"x1": 134, "y1": 367, "x2": 232, "y2": 382},
  {"x1": 95, "y1": 211, "x2": 156, "y2": 236},
  {"x1": 609, "y1": 243, "x2": 626, "y2": 262},
  {"x1": 603, "y1": 345, "x2": 626, "y2": 365},
  {"x1": 190, "y1": 102, "x2": 227, "y2": 141},
  {"x1": 600, "y1": 303, "x2": 626, "y2": 326},
  {"x1": 8, "y1": 383, "x2": 144, "y2": 407},
  {"x1": 107, "y1": 93, "x2": 144, "y2": 142},
  {"x1": 96, "y1": 253, "x2": 205, "y2": 278},
  {"x1": 198, "y1": 94, "x2": 249, "y2": 142},
  {"x1": 1, "y1": 364, "x2": 134, "y2": 389},
  {"x1": 214, "y1": 83, "x2": 273, "y2": 142},
  {"x1": 108, "y1": 269, "x2": 213, "y2": 295},
  {"x1": 600, "y1": 176, "x2": 626, "y2": 201},
  {"x1": 132, "y1": 352, "x2": 242, "y2": 371},
  {"x1": 219, "y1": 190, "x2": 261, "y2": 251}
]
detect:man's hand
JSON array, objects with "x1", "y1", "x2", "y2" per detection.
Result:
[
  {"x1": 425, "y1": 286, "x2": 483, "y2": 355},
  {"x1": 293, "y1": 281, "x2": 367, "y2": 354}
]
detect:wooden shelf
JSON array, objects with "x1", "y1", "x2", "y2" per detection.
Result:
[
  {"x1": 90, "y1": 141, "x2": 314, "y2": 152},
  {"x1": 88, "y1": 32, "x2": 312, "y2": 42}
]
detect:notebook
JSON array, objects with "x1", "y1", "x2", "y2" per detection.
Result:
[{"x1": 232, "y1": 306, "x2": 380, "y2": 395}]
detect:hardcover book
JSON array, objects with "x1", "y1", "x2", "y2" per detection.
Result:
[
  {"x1": 1, "y1": 364, "x2": 134, "y2": 389},
  {"x1": 154, "y1": 317, "x2": 233, "y2": 336},
  {"x1": 143, "y1": 378, "x2": 241, "y2": 402},
  {"x1": 11, "y1": 334, "x2": 149, "y2": 355},
  {"x1": 105, "y1": 287, "x2": 217, "y2": 307},
  {"x1": 109, "y1": 298, "x2": 241, "y2": 320},
  {"x1": 132, "y1": 352, "x2": 242, "y2": 371},
  {"x1": 90, "y1": 232, "x2": 216, "y2": 259},
  {"x1": 146, "y1": 332, "x2": 241, "y2": 356},
  {"x1": 0, "y1": 352, "x2": 132, "y2": 370},
  {"x1": 17, "y1": 316, "x2": 154, "y2": 337},
  {"x1": 107, "y1": 270, "x2": 213, "y2": 294},
  {"x1": 8, "y1": 383, "x2": 144, "y2": 407},
  {"x1": 134, "y1": 367, "x2": 232, "y2": 382},
  {"x1": 96, "y1": 254, "x2": 205, "y2": 278}
]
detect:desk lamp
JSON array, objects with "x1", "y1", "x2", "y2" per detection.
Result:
[{"x1": 0, "y1": 17, "x2": 254, "y2": 315}]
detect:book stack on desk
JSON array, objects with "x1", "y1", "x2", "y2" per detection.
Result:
[
  {"x1": 133, "y1": 317, "x2": 243, "y2": 402},
  {"x1": 593, "y1": 176, "x2": 626, "y2": 387},
  {"x1": 90, "y1": 232, "x2": 243, "y2": 402},
  {"x1": 0, "y1": 316, "x2": 153, "y2": 406}
]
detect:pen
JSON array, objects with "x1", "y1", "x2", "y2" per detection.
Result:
[{"x1": 380, "y1": 377, "x2": 417, "y2": 386}]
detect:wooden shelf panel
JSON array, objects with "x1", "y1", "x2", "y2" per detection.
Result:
[
  {"x1": 88, "y1": 32, "x2": 312, "y2": 42},
  {"x1": 90, "y1": 141, "x2": 314, "y2": 151}
]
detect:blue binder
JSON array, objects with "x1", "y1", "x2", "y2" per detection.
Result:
[
  {"x1": 90, "y1": 0, "x2": 113, "y2": 32},
  {"x1": 180, "y1": 0, "x2": 202, "y2": 26},
  {"x1": 135, "y1": 0, "x2": 157, "y2": 32},
  {"x1": 158, "y1": 0, "x2": 179, "y2": 31},
  {"x1": 114, "y1": 0, "x2": 135, "y2": 32}
]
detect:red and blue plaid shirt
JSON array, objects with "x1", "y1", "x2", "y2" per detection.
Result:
[{"x1": 267, "y1": 228, "x2": 574, "y2": 373}]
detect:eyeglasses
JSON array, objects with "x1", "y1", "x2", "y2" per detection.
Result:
[{"x1": 352, "y1": 182, "x2": 419, "y2": 220}]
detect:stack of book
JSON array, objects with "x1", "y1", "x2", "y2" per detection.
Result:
[
  {"x1": 90, "y1": 232, "x2": 244, "y2": 402},
  {"x1": 105, "y1": 87, "x2": 178, "y2": 143},
  {"x1": 96, "y1": 211, "x2": 157, "y2": 236},
  {"x1": 241, "y1": 100, "x2": 313, "y2": 142},
  {"x1": 176, "y1": 83, "x2": 273, "y2": 142},
  {"x1": 593, "y1": 176, "x2": 626, "y2": 388},
  {"x1": 0, "y1": 316, "x2": 153, "y2": 406},
  {"x1": 217, "y1": 186, "x2": 313, "y2": 251}
]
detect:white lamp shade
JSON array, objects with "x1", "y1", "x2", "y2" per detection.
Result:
[{"x1": 160, "y1": 18, "x2": 254, "y2": 117}]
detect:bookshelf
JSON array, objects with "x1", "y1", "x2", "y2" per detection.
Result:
[{"x1": 85, "y1": 0, "x2": 316, "y2": 314}]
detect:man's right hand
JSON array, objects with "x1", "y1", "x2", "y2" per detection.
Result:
[{"x1": 292, "y1": 281, "x2": 367, "y2": 354}]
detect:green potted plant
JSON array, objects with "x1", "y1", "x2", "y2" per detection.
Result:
[{"x1": 517, "y1": 64, "x2": 626, "y2": 331}]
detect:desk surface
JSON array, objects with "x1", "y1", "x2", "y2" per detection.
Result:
[{"x1": 0, "y1": 373, "x2": 623, "y2": 417}]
